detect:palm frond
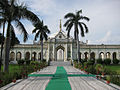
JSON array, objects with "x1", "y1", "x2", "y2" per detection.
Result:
[
  {"x1": 79, "y1": 23, "x2": 85, "y2": 37},
  {"x1": 76, "y1": 10, "x2": 82, "y2": 16},
  {"x1": 80, "y1": 16, "x2": 90, "y2": 21},
  {"x1": 34, "y1": 30, "x2": 40, "y2": 41},
  {"x1": 64, "y1": 19, "x2": 72, "y2": 27},
  {"x1": 44, "y1": 33, "x2": 48, "y2": 41},
  {"x1": 22, "y1": 8, "x2": 40, "y2": 25},
  {"x1": 15, "y1": 19, "x2": 28, "y2": 42},
  {"x1": 66, "y1": 22, "x2": 73, "y2": 30},
  {"x1": 81, "y1": 22, "x2": 89, "y2": 33},
  {"x1": 64, "y1": 13, "x2": 75, "y2": 19},
  {"x1": 32, "y1": 28, "x2": 38, "y2": 34}
]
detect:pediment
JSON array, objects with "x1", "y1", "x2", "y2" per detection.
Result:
[{"x1": 55, "y1": 31, "x2": 66, "y2": 39}]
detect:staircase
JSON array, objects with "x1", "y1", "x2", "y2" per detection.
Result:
[{"x1": 50, "y1": 61, "x2": 71, "y2": 66}]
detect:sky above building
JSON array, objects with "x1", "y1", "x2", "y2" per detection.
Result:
[{"x1": 14, "y1": 0, "x2": 120, "y2": 44}]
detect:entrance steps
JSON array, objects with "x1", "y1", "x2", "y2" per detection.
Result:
[{"x1": 50, "y1": 61, "x2": 71, "y2": 66}]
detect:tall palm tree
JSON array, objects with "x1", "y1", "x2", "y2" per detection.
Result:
[
  {"x1": 64, "y1": 10, "x2": 90, "y2": 62},
  {"x1": 0, "y1": 0, "x2": 40, "y2": 72},
  {"x1": 32, "y1": 20, "x2": 50, "y2": 61}
]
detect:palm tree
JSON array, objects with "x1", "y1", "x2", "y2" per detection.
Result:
[
  {"x1": 0, "y1": 0, "x2": 40, "y2": 72},
  {"x1": 64, "y1": 10, "x2": 90, "y2": 62},
  {"x1": 32, "y1": 20, "x2": 50, "y2": 61}
]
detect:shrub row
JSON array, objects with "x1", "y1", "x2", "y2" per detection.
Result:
[
  {"x1": 97, "y1": 59, "x2": 119, "y2": 65},
  {"x1": 73, "y1": 61, "x2": 120, "y2": 86},
  {"x1": 0, "y1": 61, "x2": 47, "y2": 88}
]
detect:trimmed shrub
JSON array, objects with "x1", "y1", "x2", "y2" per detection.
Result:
[
  {"x1": 104, "y1": 59, "x2": 111, "y2": 65},
  {"x1": 81, "y1": 59, "x2": 87, "y2": 64},
  {"x1": 42, "y1": 59, "x2": 46, "y2": 62},
  {"x1": 97, "y1": 59, "x2": 103, "y2": 64},
  {"x1": 113, "y1": 59, "x2": 119, "y2": 64},
  {"x1": 86, "y1": 65, "x2": 96, "y2": 74},
  {"x1": 95, "y1": 64, "x2": 103, "y2": 74},
  {"x1": 88, "y1": 60, "x2": 95, "y2": 65},
  {"x1": 25, "y1": 60, "x2": 30, "y2": 65},
  {"x1": 17, "y1": 60, "x2": 24, "y2": 65}
]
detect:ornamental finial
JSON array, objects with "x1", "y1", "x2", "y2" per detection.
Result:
[{"x1": 60, "y1": 19, "x2": 62, "y2": 32}]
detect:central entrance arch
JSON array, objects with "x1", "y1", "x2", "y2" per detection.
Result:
[{"x1": 56, "y1": 45, "x2": 65, "y2": 61}]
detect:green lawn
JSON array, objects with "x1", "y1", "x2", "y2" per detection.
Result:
[
  {"x1": 105, "y1": 65, "x2": 120, "y2": 74},
  {"x1": 1, "y1": 64, "x2": 23, "y2": 73}
]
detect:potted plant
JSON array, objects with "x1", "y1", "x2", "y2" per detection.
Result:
[
  {"x1": 96, "y1": 75, "x2": 99, "y2": 79},
  {"x1": 0, "y1": 79, "x2": 3, "y2": 84},
  {"x1": 95, "y1": 64, "x2": 103, "y2": 75},
  {"x1": 101, "y1": 68, "x2": 105, "y2": 77},
  {"x1": 106, "y1": 75, "x2": 110, "y2": 84},
  {"x1": 12, "y1": 78, "x2": 16, "y2": 83}
]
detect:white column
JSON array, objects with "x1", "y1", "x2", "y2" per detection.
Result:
[
  {"x1": 53, "y1": 44, "x2": 56, "y2": 61},
  {"x1": 71, "y1": 43, "x2": 73, "y2": 60},
  {"x1": 66, "y1": 43, "x2": 68, "y2": 61},
  {"x1": 47, "y1": 43, "x2": 50, "y2": 62},
  {"x1": 30, "y1": 49, "x2": 32, "y2": 60},
  {"x1": 15, "y1": 50, "x2": 17, "y2": 61}
]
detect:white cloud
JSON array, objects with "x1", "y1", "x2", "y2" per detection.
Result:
[{"x1": 16, "y1": 0, "x2": 120, "y2": 44}]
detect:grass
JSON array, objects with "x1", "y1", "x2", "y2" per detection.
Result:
[
  {"x1": 1, "y1": 64, "x2": 22, "y2": 73},
  {"x1": 105, "y1": 65, "x2": 120, "y2": 74}
]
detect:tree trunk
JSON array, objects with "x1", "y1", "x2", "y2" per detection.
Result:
[
  {"x1": 0, "y1": 22, "x2": 5, "y2": 71},
  {"x1": 77, "y1": 35, "x2": 80, "y2": 63},
  {"x1": 3, "y1": 37, "x2": 10, "y2": 72},
  {"x1": 3, "y1": 21, "x2": 11, "y2": 72},
  {"x1": 41, "y1": 40, "x2": 43, "y2": 61}
]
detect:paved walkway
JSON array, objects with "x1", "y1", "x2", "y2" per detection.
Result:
[
  {"x1": 64, "y1": 66, "x2": 118, "y2": 90},
  {"x1": 1, "y1": 66, "x2": 120, "y2": 90},
  {"x1": 1, "y1": 66, "x2": 57, "y2": 90}
]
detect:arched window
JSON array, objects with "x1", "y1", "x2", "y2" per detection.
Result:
[
  {"x1": 90, "y1": 52, "x2": 95, "y2": 60},
  {"x1": 106, "y1": 52, "x2": 110, "y2": 59},
  {"x1": 10, "y1": 52, "x2": 15, "y2": 61},
  {"x1": 32, "y1": 52, "x2": 36, "y2": 61},
  {"x1": 16, "y1": 52, "x2": 22, "y2": 60},
  {"x1": 113, "y1": 52, "x2": 117, "y2": 60},
  {"x1": 84, "y1": 52, "x2": 88, "y2": 60},
  {"x1": 99, "y1": 52, "x2": 104, "y2": 60},
  {"x1": 25, "y1": 52, "x2": 30, "y2": 60}
]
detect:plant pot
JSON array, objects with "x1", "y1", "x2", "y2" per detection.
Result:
[
  {"x1": 102, "y1": 73, "x2": 104, "y2": 77},
  {"x1": 0, "y1": 80, "x2": 3, "y2": 84},
  {"x1": 86, "y1": 72, "x2": 89, "y2": 74},
  {"x1": 12, "y1": 79, "x2": 16, "y2": 83},
  {"x1": 99, "y1": 76, "x2": 101, "y2": 79},
  {"x1": 96, "y1": 75, "x2": 99, "y2": 79},
  {"x1": 106, "y1": 81, "x2": 110, "y2": 84}
]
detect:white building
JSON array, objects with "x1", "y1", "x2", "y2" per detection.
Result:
[{"x1": 1, "y1": 23, "x2": 120, "y2": 63}]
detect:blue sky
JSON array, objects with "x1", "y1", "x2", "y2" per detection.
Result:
[{"x1": 13, "y1": 0, "x2": 120, "y2": 44}]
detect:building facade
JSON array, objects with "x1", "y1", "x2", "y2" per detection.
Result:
[{"x1": 0, "y1": 25, "x2": 120, "y2": 63}]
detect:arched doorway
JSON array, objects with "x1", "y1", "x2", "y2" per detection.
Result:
[
  {"x1": 99, "y1": 52, "x2": 104, "y2": 60},
  {"x1": 106, "y1": 52, "x2": 110, "y2": 59},
  {"x1": 90, "y1": 52, "x2": 95, "y2": 60},
  {"x1": 56, "y1": 46, "x2": 65, "y2": 61},
  {"x1": 32, "y1": 52, "x2": 36, "y2": 61},
  {"x1": 84, "y1": 52, "x2": 88, "y2": 60},
  {"x1": 10, "y1": 52, "x2": 15, "y2": 61},
  {"x1": 25, "y1": 52, "x2": 30, "y2": 60},
  {"x1": 113, "y1": 52, "x2": 117, "y2": 60},
  {"x1": 16, "y1": 52, "x2": 21, "y2": 60}
]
